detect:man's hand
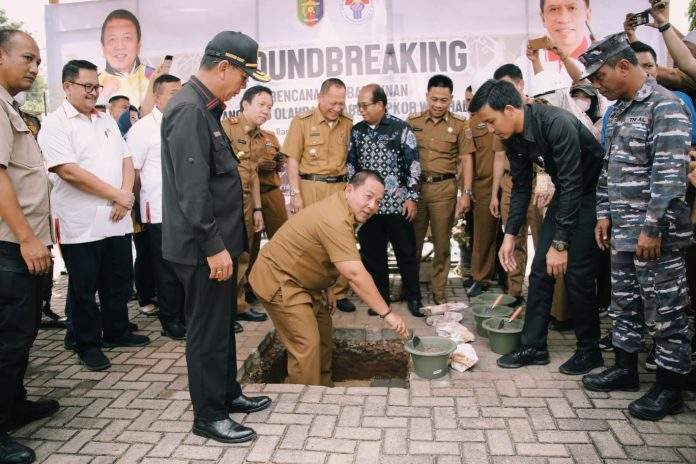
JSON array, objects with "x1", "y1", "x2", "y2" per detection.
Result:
[
  {"x1": 456, "y1": 195, "x2": 471, "y2": 217},
  {"x1": 546, "y1": 247, "x2": 568, "y2": 278},
  {"x1": 253, "y1": 211, "x2": 264, "y2": 233},
  {"x1": 649, "y1": 0, "x2": 669, "y2": 27},
  {"x1": 114, "y1": 189, "x2": 135, "y2": 209},
  {"x1": 206, "y1": 249, "x2": 233, "y2": 281},
  {"x1": 595, "y1": 218, "x2": 611, "y2": 251},
  {"x1": 623, "y1": 12, "x2": 639, "y2": 41},
  {"x1": 498, "y1": 233, "x2": 517, "y2": 273},
  {"x1": 324, "y1": 286, "x2": 337, "y2": 315},
  {"x1": 20, "y1": 236, "x2": 52, "y2": 275},
  {"x1": 533, "y1": 191, "x2": 553, "y2": 209},
  {"x1": 489, "y1": 196, "x2": 501, "y2": 219},
  {"x1": 290, "y1": 194, "x2": 303, "y2": 215},
  {"x1": 544, "y1": 36, "x2": 565, "y2": 59},
  {"x1": 637, "y1": 231, "x2": 662, "y2": 260},
  {"x1": 385, "y1": 312, "x2": 408, "y2": 339},
  {"x1": 403, "y1": 199, "x2": 417, "y2": 222},
  {"x1": 110, "y1": 203, "x2": 129, "y2": 222},
  {"x1": 526, "y1": 43, "x2": 541, "y2": 63},
  {"x1": 257, "y1": 159, "x2": 277, "y2": 171}
]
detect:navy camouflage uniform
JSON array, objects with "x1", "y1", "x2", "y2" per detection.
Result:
[{"x1": 598, "y1": 76, "x2": 693, "y2": 374}]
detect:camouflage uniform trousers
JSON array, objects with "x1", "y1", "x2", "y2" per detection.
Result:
[{"x1": 610, "y1": 249, "x2": 692, "y2": 374}]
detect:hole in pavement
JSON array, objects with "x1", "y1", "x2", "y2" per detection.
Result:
[{"x1": 240, "y1": 329, "x2": 410, "y2": 388}]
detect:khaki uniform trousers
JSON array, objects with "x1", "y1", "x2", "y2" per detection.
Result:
[
  {"x1": 470, "y1": 179, "x2": 500, "y2": 282},
  {"x1": 500, "y1": 174, "x2": 568, "y2": 319},
  {"x1": 250, "y1": 188, "x2": 289, "y2": 272},
  {"x1": 413, "y1": 178, "x2": 457, "y2": 301},
  {"x1": 236, "y1": 194, "x2": 255, "y2": 313},
  {"x1": 260, "y1": 290, "x2": 333, "y2": 386},
  {"x1": 300, "y1": 179, "x2": 350, "y2": 299}
]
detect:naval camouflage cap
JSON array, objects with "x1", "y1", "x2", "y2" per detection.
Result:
[{"x1": 579, "y1": 32, "x2": 632, "y2": 80}]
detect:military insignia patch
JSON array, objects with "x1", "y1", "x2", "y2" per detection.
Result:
[{"x1": 298, "y1": 0, "x2": 323, "y2": 26}]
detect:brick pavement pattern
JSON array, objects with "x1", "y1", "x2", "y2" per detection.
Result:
[{"x1": 17, "y1": 271, "x2": 696, "y2": 463}]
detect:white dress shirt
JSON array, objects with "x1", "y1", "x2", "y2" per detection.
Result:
[
  {"x1": 127, "y1": 106, "x2": 163, "y2": 224},
  {"x1": 38, "y1": 99, "x2": 133, "y2": 244}
]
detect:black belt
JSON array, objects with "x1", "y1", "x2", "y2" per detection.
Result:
[
  {"x1": 300, "y1": 173, "x2": 347, "y2": 183},
  {"x1": 420, "y1": 173, "x2": 456, "y2": 183}
]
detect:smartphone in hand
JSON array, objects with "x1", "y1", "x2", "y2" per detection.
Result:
[{"x1": 162, "y1": 55, "x2": 173, "y2": 73}]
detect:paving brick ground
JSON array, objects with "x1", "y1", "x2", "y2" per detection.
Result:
[{"x1": 17, "y1": 265, "x2": 696, "y2": 463}]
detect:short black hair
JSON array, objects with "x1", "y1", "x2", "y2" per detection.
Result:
[
  {"x1": 540, "y1": 0, "x2": 589, "y2": 11},
  {"x1": 153, "y1": 74, "x2": 181, "y2": 94},
  {"x1": 240, "y1": 85, "x2": 273, "y2": 111},
  {"x1": 427, "y1": 74, "x2": 453, "y2": 92},
  {"x1": 101, "y1": 9, "x2": 141, "y2": 44},
  {"x1": 62, "y1": 59, "x2": 98, "y2": 83},
  {"x1": 0, "y1": 29, "x2": 26, "y2": 52},
  {"x1": 465, "y1": 85, "x2": 473, "y2": 93},
  {"x1": 468, "y1": 79, "x2": 523, "y2": 114},
  {"x1": 128, "y1": 105, "x2": 139, "y2": 114},
  {"x1": 350, "y1": 169, "x2": 384, "y2": 187},
  {"x1": 108, "y1": 94, "x2": 129, "y2": 104},
  {"x1": 320, "y1": 78, "x2": 346, "y2": 94},
  {"x1": 493, "y1": 64, "x2": 524, "y2": 82},
  {"x1": 630, "y1": 41, "x2": 657, "y2": 62},
  {"x1": 604, "y1": 47, "x2": 639, "y2": 68},
  {"x1": 363, "y1": 83, "x2": 388, "y2": 107}
]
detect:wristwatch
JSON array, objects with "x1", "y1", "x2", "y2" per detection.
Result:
[
  {"x1": 551, "y1": 240, "x2": 568, "y2": 252},
  {"x1": 253, "y1": 207, "x2": 263, "y2": 213},
  {"x1": 462, "y1": 189, "x2": 474, "y2": 197}
]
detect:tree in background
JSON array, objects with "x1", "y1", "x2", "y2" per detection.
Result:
[
  {"x1": 0, "y1": 8, "x2": 46, "y2": 115},
  {"x1": 691, "y1": 0, "x2": 696, "y2": 31}
]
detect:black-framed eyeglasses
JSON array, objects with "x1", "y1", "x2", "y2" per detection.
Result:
[
  {"x1": 68, "y1": 81, "x2": 103, "y2": 94},
  {"x1": 357, "y1": 102, "x2": 376, "y2": 111}
]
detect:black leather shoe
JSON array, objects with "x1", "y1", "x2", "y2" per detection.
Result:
[
  {"x1": 78, "y1": 349, "x2": 111, "y2": 371},
  {"x1": 127, "y1": 322, "x2": 139, "y2": 332},
  {"x1": 192, "y1": 418, "x2": 256, "y2": 444},
  {"x1": 0, "y1": 433, "x2": 35, "y2": 464},
  {"x1": 227, "y1": 394, "x2": 272, "y2": 414},
  {"x1": 462, "y1": 276, "x2": 474, "y2": 288},
  {"x1": 8, "y1": 400, "x2": 60, "y2": 431},
  {"x1": 465, "y1": 281, "x2": 485, "y2": 298},
  {"x1": 244, "y1": 284, "x2": 259, "y2": 305},
  {"x1": 64, "y1": 332, "x2": 76, "y2": 352},
  {"x1": 336, "y1": 298, "x2": 356, "y2": 313},
  {"x1": 234, "y1": 321, "x2": 244, "y2": 333},
  {"x1": 559, "y1": 349, "x2": 604, "y2": 375},
  {"x1": 160, "y1": 320, "x2": 186, "y2": 340},
  {"x1": 367, "y1": 308, "x2": 379, "y2": 316},
  {"x1": 628, "y1": 367, "x2": 685, "y2": 421},
  {"x1": 103, "y1": 333, "x2": 150, "y2": 348},
  {"x1": 237, "y1": 309, "x2": 268, "y2": 322},
  {"x1": 497, "y1": 345, "x2": 550, "y2": 369},
  {"x1": 407, "y1": 299, "x2": 425, "y2": 318},
  {"x1": 582, "y1": 349, "x2": 639, "y2": 392}
]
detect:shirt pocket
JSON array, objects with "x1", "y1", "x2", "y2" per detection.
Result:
[
  {"x1": 303, "y1": 135, "x2": 325, "y2": 164},
  {"x1": 211, "y1": 135, "x2": 237, "y2": 175},
  {"x1": 9, "y1": 114, "x2": 43, "y2": 169},
  {"x1": 614, "y1": 126, "x2": 650, "y2": 166},
  {"x1": 431, "y1": 134, "x2": 457, "y2": 154}
]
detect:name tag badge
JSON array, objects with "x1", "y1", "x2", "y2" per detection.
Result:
[
  {"x1": 627, "y1": 116, "x2": 648, "y2": 124},
  {"x1": 237, "y1": 139, "x2": 247, "y2": 145}
]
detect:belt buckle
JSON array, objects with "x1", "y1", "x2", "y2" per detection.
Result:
[{"x1": 425, "y1": 175, "x2": 434, "y2": 182}]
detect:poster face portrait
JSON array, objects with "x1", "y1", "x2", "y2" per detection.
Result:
[
  {"x1": 98, "y1": 9, "x2": 154, "y2": 108},
  {"x1": 540, "y1": 0, "x2": 591, "y2": 56}
]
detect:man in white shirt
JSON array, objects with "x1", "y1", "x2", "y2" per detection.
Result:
[
  {"x1": 126, "y1": 74, "x2": 185, "y2": 340},
  {"x1": 38, "y1": 59, "x2": 150, "y2": 372}
]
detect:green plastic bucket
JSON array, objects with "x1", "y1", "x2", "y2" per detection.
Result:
[
  {"x1": 404, "y1": 336, "x2": 457, "y2": 379},
  {"x1": 483, "y1": 317, "x2": 524, "y2": 355},
  {"x1": 471, "y1": 292, "x2": 516, "y2": 307},
  {"x1": 471, "y1": 304, "x2": 513, "y2": 338}
]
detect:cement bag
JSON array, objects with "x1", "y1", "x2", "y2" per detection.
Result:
[{"x1": 451, "y1": 343, "x2": 478, "y2": 372}]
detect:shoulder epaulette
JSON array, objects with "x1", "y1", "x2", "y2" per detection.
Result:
[
  {"x1": 298, "y1": 109, "x2": 314, "y2": 119},
  {"x1": 407, "y1": 110, "x2": 426, "y2": 120}
]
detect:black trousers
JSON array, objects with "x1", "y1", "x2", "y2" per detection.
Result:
[
  {"x1": 60, "y1": 236, "x2": 132, "y2": 352},
  {"x1": 597, "y1": 248, "x2": 612, "y2": 310},
  {"x1": 0, "y1": 241, "x2": 43, "y2": 432},
  {"x1": 148, "y1": 224, "x2": 185, "y2": 325},
  {"x1": 521, "y1": 193, "x2": 601, "y2": 351},
  {"x1": 133, "y1": 229, "x2": 156, "y2": 305},
  {"x1": 358, "y1": 214, "x2": 421, "y2": 302},
  {"x1": 172, "y1": 259, "x2": 241, "y2": 421}
]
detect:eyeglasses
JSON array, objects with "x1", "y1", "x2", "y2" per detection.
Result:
[
  {"x1": 357, "y1": 102, "x2": 376, "y2": 111},
  {"x1": 68, "y1": 82, "x2": 103, "y2": 94}
]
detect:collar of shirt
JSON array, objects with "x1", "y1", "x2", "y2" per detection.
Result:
[
  {"x1": 631, "y1": 76, "x2": 657, "y2": 103},
  {"x1": 61, "y1": 99, "x2": 102, "y2": 122},
  {"x1": 105, "y1": 57, "x2": 142, "y2": 77},
  {"x1": 0, "y1": 85, "x2": 18, "y2": 112},
  {"x1": 545, "y1": 36, "x2": 589, "y2": 62},
  {"x1": 188, "y1": 75, "x2": 226, "y2": 116},
  {"x1": 425, "y1": 111, "x2": 450, "y2": 124},
  {"x1": 337, "y1": 190, "x2": 358, "y2": 228},
  {"x1": 312, "y1": 107, "x2": 331, "y2": 127},
  {"x1": 151, "y1": 106, "x2": 163, "y2": 124},
  {"x1": 238, "y1": 113, "x2": 261, "y2": 138}
]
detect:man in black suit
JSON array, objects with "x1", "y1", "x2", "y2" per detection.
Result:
[{"x1": 161, "y1": 31, "x2": 272, "y2": 444}]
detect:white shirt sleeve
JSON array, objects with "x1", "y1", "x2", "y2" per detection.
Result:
[
  {"x1": 37, "y1": 113, "x2": 78, "y2": 170},
  {"x1": 126, "y1": 121, "x2": 149, "y2": 170}
]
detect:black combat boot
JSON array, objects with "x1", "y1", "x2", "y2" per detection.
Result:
[
  {"x1": 628, "y1": 366, "x2": 685, "y2": 421},
  {"x1": 582, "y1": 348, "x2": 639, "y2": 392}
]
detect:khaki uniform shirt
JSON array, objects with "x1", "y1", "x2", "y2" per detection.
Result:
[
  {"x1": 257, "y1": 129, "x2": 282, "y2": 190},
  {"x1": 282, "y1": 107, "x2": 352, "y2": 176},
  {"x1": 249, "y1": 191, "x2": 360, "y2": 305},
  {"x1": 407, "y1": 111, "x2": 475, "y2": 175},
  {"x1": 469, "y1": 113, "x2": 504, "y2": 185},
  {"x1": 222, "y1": 113, "x2": 259, "y2": 196},
  {"x1": 0, "y1": 86, "x2": 51, "y2": 245}
]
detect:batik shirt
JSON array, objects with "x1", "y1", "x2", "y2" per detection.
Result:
[
  {"x1": 597, "y1": 76, "x2": 692, "y2": 251},
  {"x1": 347, "y1": 114, "x2": 420, "y2": 215}
]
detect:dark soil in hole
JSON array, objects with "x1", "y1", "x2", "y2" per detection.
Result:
[{"x1": 241, "y1": 333, "x2": 409, "y2": 388}]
